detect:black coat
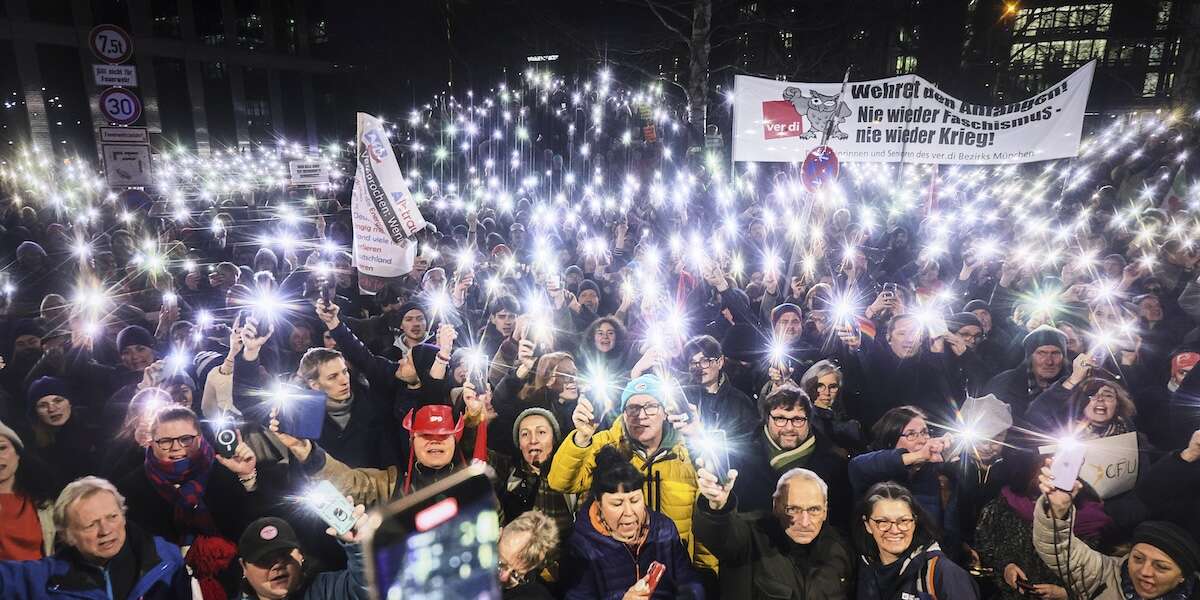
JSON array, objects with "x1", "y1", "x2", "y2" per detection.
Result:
[
  {"x1": 694, "y1": 496, "x2": 855, "y2": 600},
  {"x1": 116, "y1": 460, "x2": 267, "y2": 545},
  {"x1": 735, "y1": 430, "x2": 853, "y2": 528}
]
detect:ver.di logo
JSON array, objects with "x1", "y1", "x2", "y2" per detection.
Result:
[{"x1": 761, "y1": 88, "x2": 852, "y2": 140}]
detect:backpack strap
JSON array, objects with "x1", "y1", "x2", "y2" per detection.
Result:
[{"x1": 923, "y1": 555, "x2": 940, "y2": 600}]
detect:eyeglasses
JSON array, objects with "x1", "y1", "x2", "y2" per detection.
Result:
[
  {"x1": 868, "y1": 516, "x2": 915, "y2": 532},
  {"x1": 153, "y1": 434, "x2": 198, "y2": 451},
  {"x1": 958, "y1": 332, "x2": 986, "y2": 343},
  {"x1": 498, "y1": 559, "x2": 529, "y2": 585},
  {"x1": 688, "y1": 357, "x2": 719, "y2": 369},
  {"x1": 624, "y1": 403, "x2": 662, "y2": 418},
  {"x1": 899, "y1": 428, "x2": 930, "y2": 441},
  {"x1": 782, "y1": 505, "x2": 825, "y2": 518},
  {"x1": 815, "y1": 382, "x2": 840, "y2": 392},
  {"x1": 769, "y1": 414, "x2": 809, "y2": 428}
]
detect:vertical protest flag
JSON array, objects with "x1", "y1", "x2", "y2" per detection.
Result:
[{"x1": 351, "y1": 112, "x2": 427, "y2": 295}]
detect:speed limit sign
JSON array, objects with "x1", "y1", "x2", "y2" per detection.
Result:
[
  {"x1": 99, "y1": 87, "x2": 142, "y2": 125},
  {"x1": 89, "y1": 24, "x2": 133, "y2": 64}
]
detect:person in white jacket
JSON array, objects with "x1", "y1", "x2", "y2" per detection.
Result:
[{"x1": 1034, "y1": 459, "x2": 1200, "y2": 599}]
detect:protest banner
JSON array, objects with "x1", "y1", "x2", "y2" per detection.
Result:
[
  {"x1": 732, "y1": 61, "x2": 1094, "y2": 165},
  {"x1": 351, "y1": 112, "x2": 426, "y2": 294},
  {"x1": 1039, "y1": 432, "x2": 1139, "y2": 500}
]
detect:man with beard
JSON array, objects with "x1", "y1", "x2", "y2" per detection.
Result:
[
  {"x1": 694, "y1": 466, "x2": 854, "y2": 600},
  {"x1": 734, "y1": 382, "x2": 850, "y2": 518}
]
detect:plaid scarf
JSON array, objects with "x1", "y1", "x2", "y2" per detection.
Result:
[{"x1": 143, "y1": 438, "x2": 218, "y2": 539}]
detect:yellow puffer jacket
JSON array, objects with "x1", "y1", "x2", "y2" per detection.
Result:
[{"x1": 546, "y1": 418, "x2": 717, "y2": 573}]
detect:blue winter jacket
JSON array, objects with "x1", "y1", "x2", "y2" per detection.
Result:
[
  {"x1": 0, "y1": 530, "x2": 191, "y2": 600},
  {"x1": 560, "y1": 503, "x2": 704, "y2": 600},
  {"x1": 849, "y1": 448, "x2": 961, "y2": 560}
]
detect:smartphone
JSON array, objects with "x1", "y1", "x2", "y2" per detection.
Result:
[
  {"x1": 703, "y1": 430, "x2": 732, "y2": 486},
  {"x1": 364, "y1": 463, "x2": 501, "y2": 600},
  {"x1": 308, "y1": 480, "x2": 358, "y2": 536},
  {"x1": 320, "y1": 274, "x2": 335, "y2": 305},
  {"x1": 926, "y1": 314, "x2": 951, "y2": 339},
  {"x1": 1051, "y1": 443, "x2": 1087, "y2": 492},
  {"x1": 272, "y1": 385, "x2": 326, "y2": 440},
  {"x1": 644, "y1": 561, "x2": 666, "y2": 596},
  {"x1": 212, "y1": 415, "x2": 239, "y2": 460},
  {"x1": 1016, "y1": 578, "x2": 1038, "y2": 593},
  {"x1": 882, "y1": 282, "x2": 898, "y2": 300}
]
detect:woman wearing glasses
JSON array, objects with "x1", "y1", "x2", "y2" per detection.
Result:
[
  {"x1": 115, "y1": 405, "x2": 266, "y2": 597},
  {"x1": 854, "y1": 481, "x2": 979, "y2": 599},
  {"x1": 849, "y1": 406, "x2": 963, "y2": 562}
]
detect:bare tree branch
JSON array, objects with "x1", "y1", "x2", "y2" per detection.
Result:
[{"x1": 641, "y1": 0, "x2": 692, "y2": 44}]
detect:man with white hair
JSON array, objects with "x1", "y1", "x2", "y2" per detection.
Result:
[
  {"x1": 693, "y1": 465, "x2": 854, "y2": 599},
  {"x1": 0, "y1": 476, "x2": 192, "y2": 599}
]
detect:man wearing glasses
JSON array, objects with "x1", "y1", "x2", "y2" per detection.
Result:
[
  {"x1": 548, "y1": 374, "x2": 719, "y2": 577},
  {"x1": 681, "y1": 335, "x2": 760, "y2": 453},
  {"x1": 735, "y1": 382, "x2": 851, "y2": 519},
  {"x1": 694, "y1": 465, "x2": 854, "y2": 599}
]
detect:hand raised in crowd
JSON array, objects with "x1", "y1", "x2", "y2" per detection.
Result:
[
  {"x1": 1037, "y1": 458, "x2": 1082, "y2": 520},
  {"x1": 767, "y1": 363, "x2": 794, "y2": 383},
  {"x1": 269, "y1": 406, "x2": 313, "y2": 463},
  {"x1": 902, "y1": 436, "x2": 947, "y2": 466},
  {"x1": 631, "y1": 348, "x2": 664, "y2": 378},
  {"x1": 1065, "y1": 351, "x2": 1096, "y2": 387},
  {"x1": 665, "y1": 402, "x2": 700, "y2": 439},
  {"x1": 451, "y1": 272, "x2": 473, "y2": 307},
  {"x1": 461, "y1": 380, "x2": 493, "y2": 421},
  {"x1": 227, "y1": 319, "x2": 244, "y2": 357},
  {"x1": 865, "y1": 290, "x2": 895, "y2": 318},
  {"x1": 1181, "y1": 429, "x2": 1200, "y2": 463},
  {"x1": 138, "y1": 360, "x2": 166, "y2": 390},
  {"x1": 214, "y1": 431, "x2": 257, "y2": 479},
  {"x1": 241, "y1": 317, "x2": 275, "y2": 361},
  {"x1": 515, "y1": 338, "x2": 537, "y2": 377},
  {"x1": 315, "y1": 299, "x2": 341, "y2": 330},
  {"x1": 835, "y1": 324, "x2": 861, "y2": 350},
  {"x1": 571, "y1": 396, "x2": 597, "y2": 447},
  {"x1": 436, "y1": 322, "x2": 458, "y2": 350},
  {"x1": 695, "y1": 457, "x2": 738, "y2": 511},
  {"x1": 328, "y1": 497, "x2": 375, "y2": 544}
]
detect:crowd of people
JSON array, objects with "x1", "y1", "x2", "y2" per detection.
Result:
[{"x1": 2, "y1": 91, "x2": 1200, "y2": 600}]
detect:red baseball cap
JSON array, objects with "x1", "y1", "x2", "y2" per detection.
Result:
[{"x1": 402, "y1": 405, "x2": 464, "y2": 437}]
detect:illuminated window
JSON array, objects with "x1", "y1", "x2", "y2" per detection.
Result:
[
  {"x1": 895, "y1": 55, "x2": 918, "y2": 74},
  {"x1": 780, "y1": 31, "x2": 793, "y2": 50},
  {"x1": 1014, "y1": 3, "x2": 1112, "y2": 36},
  {"x1": 1143, "y1": 73, "x2": 1160, "y2": 96}
]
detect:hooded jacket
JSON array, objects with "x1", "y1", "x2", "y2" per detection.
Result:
[
  {"x1": 0, "y1": 525, "x2": 192, "y2": 600},
  {"x1": 559, "y1": 503, "x2": 703, "y2": 600},
  {"x1": 546, "y1": 418, "x2": 717, "y2": 572}
]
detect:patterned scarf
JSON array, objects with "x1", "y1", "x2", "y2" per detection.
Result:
[
  {"x1": 764, "y1": 425, "x2": 817, "y2": 472},
  {"x1": 1078, "y1": 417, "x2": 1131, "y2": 441},
  {"x1": 1119, "y1": 560, "x2": 1194, "y2": 599},
  {"x1": 143, "y1": 437, "x2": 218, "y2": 538}
]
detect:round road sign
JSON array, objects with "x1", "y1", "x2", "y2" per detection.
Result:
[
  {"x1": 800, "y1": 145, "x2": 840, "y2": 192},
  {"x1": 99, "y1": 87, "x2": 142, "y2": 125},
  {"x1": 89, "y1": 24, "x2": 133, "y2": 65}
]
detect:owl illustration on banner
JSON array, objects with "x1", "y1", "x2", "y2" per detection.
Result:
[{"x1": 782, "y1": 88, "x2": 852, "y2": 140}]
